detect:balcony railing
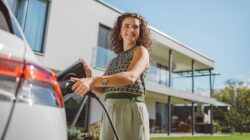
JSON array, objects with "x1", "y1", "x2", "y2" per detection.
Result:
[{"x1": 148, "y1": 65, "x2": 169, "y2": 86}]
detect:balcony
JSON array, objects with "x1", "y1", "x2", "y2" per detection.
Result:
[
  {"x1": 148, "y1": 64, "x2": 169, "y2": 86},
  {"x1": 148, "y1": 64, "x2": 211, "y2": 97}
]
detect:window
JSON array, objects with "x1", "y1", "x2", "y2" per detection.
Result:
[
  {"x1": 97, "y1": 24, "x2": 111, "y2": 49},
  {"x1": 157, "y1": 63, "x2": 168, "y2": 86},
  {"x1": 155, "y1": 102, "x2": 168, "y2": 133},
  {"x1": 15, "y1": 0, "x2": 49, "y2": 53},
  {"x1": 95, "y1": 24, "x2": 116, "y2": 68},
  {"x1": 0, "y1": 1, "x2": 25, "y2": 40},
  {"x1": 0, "y1": 12, "x2": 10, "y2": 32},
  {"x1": 0, "y1": 2, "x2": 12, "y2": 33}
]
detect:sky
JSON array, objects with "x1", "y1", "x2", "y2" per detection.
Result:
[{"x1": 102, "y1": 0, "x2": 250, "y2": 89}]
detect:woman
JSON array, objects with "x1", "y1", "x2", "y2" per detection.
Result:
[{"x1": 71, "y1": 12, "x2": 152, "y2": 140}]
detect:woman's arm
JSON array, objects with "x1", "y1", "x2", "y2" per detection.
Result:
[
  {"x1": 91, "y1": 62, "x2": 111, "y2": 94},
  {"x1": 95, "y1": 46, "x2": 149, "y2": 87},
  {"x1": 92, "y1": 87, "x2": 105, "y2": 94},
  {"x1": 71, "y1": 46, "x2": 149, "y2": 96}
]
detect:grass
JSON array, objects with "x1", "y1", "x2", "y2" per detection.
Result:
[{"x1": 151, "y1": 133, "x2": 250, "y2": 140}]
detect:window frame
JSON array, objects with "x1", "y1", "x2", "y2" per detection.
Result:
[
  {"x1": 14, "y1": 0, "x2": 50, "y2": 53},
  {"x1": 95, "y1": 24, "x2": 116, "y2": 69},
  {"x1": 155, "y1": 102, "x2": 169, "y2": 133},
  {"x1": 97, "y1": 24, "x2": 111, "y2": 49}
]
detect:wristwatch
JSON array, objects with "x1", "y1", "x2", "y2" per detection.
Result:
[{"x1": 101, "y1": 77, "x2": 108, "y2": 85}]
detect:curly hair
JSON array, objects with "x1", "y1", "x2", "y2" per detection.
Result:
[{"x1": 111, "y1": 13, "x2": 152, "y2": 54}]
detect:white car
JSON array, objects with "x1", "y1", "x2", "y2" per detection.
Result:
[{"x1": 0, "y1": 0, "x2": 67, "y2": 139}]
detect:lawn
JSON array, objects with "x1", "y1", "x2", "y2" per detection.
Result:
[{"x1": 151, "y1": 133, "x2": 250, "y2": 140}]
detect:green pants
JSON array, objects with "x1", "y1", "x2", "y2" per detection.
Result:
[{"x1": 99, "y1": 99, "x2": 149, "y2": 140}]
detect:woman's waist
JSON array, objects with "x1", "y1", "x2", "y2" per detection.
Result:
[
  {"x1": 104, "y1": 92, "x2": 144, "y2": 102},
  {"x1": 105, "y1": 86, "x2": 145, "y2": 94}
]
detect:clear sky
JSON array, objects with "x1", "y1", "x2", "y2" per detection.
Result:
[{"x1": 102, "y1": 0, "x2": 250, "y2": 89}]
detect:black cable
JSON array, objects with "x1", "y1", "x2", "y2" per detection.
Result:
[
  {"x1": 87, "y1": 92, "x2": 120, "y2": 140},
  {"x1": 68, "y1": 92, "x2": 120, "y2": 140},
  {"x1": 57, "y1": 60, "x2": 120, "y2": 139}
]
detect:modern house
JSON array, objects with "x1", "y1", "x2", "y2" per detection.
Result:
[{"x1": 8, "y1": 0, "x2": 222, "y2": 135}]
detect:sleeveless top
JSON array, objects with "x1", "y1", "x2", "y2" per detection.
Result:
[{"x1": 104, "y1": 46, "x2": 148, "y2": 95}]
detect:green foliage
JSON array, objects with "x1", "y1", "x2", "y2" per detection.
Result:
[
  {"x1": 68, "y1": 122, "x2": 100, "y2": 140},
  {"x1": 68, "y1": 127, "x2": 85, "y2": 140},
  {"x1": 213, "y1": 79, "x2": 250, "y2": 133},
  {"x1": 87, "y1": 122, "x2": 100, "y2": 140},
  {"x1": 151, "y1": 133, "x2": 250, "y2": 140}
]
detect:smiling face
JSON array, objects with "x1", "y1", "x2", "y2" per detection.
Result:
[{"x1": 120, "y1": 17, "x2": 140, "y2": 46}]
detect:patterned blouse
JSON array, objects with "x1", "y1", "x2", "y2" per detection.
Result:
[{"x1": 104, "y1": 46, "x2": 148, "y2": 95}]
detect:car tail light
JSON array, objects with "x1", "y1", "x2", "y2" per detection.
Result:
[
  {"x1": 0, "y1": 57, "x2": 23, "y2": 77},
  {"x1": 0, "y1": 56, "x2": 23, "y2": 101},
  {"x1": 0, "y1": 56, "x2": 64, "y2": 108}
]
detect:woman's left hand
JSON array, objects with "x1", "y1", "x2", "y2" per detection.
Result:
[{"x1": 71, "y1": 77, "x2": 94, "y2": 96}]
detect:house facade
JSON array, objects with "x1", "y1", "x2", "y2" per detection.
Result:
[{"x1": 8, "y1": 0, "x2": 218, "y2": 135}]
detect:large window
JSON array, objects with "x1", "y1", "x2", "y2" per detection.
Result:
[
  {"x1": 155, "y1": 102, "x2": 168, "y2": 133},
  {"x1": 15, "y1": 0, "x2": 49, "y2": 53},
  {"x1": 95, "y1": 24, "x2": 116, "y2": 68}
]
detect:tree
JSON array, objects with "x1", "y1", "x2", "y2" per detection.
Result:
[{"x1": 213, "y1": 79, "x2": 250, "y2": 134}]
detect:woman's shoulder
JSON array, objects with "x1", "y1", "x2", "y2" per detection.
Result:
[{"x1": 134, "y1": 45, "x2": 149, "y2": 56}]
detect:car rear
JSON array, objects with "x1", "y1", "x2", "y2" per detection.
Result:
[{"x1": 0, "y1": 0, "x2": 67, "y2": 139}]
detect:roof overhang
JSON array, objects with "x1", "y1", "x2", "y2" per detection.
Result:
[{"x1": 150, "y1": 27, "x2": 214, "y2": 72}]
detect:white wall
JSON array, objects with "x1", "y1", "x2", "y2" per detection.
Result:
[
  {"x1": 145, "y1": 96, "x2": 156, "y2": 120},
  {"x1": 36, "y1": 0, "x2": 119, "y2": 71}
]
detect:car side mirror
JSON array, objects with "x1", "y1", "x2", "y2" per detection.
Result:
[{"x1": 57, "y1": 60, "x2": 87, "y2": 96}]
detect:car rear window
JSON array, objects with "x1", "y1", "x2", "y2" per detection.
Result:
[
  {"x1": 0, "y1": 1, "x2": 23, "y2": 39},
  {"x1": 0, "y1": 10, "x2": 10, "y2": 32}
]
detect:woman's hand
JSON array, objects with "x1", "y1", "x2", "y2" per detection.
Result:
[{"x1": 71, "y1": 77, "x2": 94, "y2": 96}]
